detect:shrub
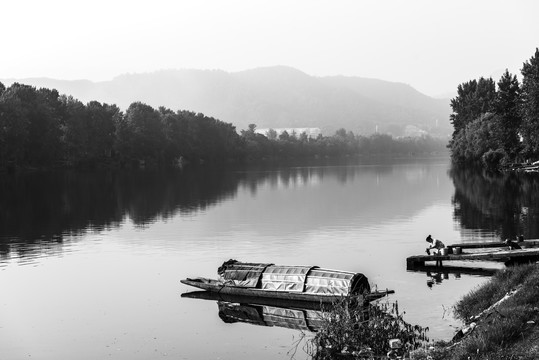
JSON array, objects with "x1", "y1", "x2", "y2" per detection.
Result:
[{"x1": 307, "y1": 296, "x2": 428, "y2": 359}]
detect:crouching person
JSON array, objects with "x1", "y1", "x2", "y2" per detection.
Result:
[{"x1": 425, "y1": 235, "x2": 445, "y2": 255}]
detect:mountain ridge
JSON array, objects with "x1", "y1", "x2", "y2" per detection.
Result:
[{"x1": 2, "y1": 66, "x2": 452, "y2": 136}]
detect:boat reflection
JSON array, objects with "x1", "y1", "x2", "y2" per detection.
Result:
[
  {"x1": 219, "y1": 301, "x2": 324, "y2": 332},
  {"x1": 182, "y1": 290, "x2": 327, "y2": 332}
]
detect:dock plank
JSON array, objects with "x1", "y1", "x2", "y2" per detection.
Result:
[
  {"x1": 447, "y1": 239, "x2": 539, "y2": 250},
  {"x1": 406, "y1": 248, "x2": 539, "y2": 268}
]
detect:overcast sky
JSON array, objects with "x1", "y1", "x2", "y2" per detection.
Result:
[{"x1": 2, "y1": 0, "x2": 538, "y2": 97}]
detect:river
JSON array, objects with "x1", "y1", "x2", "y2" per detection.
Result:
[{"x1": 1, "y1": 157, "x2": 538, "y2": 359}]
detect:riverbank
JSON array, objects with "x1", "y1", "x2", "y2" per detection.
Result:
[
  {"x1": 308, "y1": 263, "x2": 539, "y2": 359},
  {"x1": 413, "y1": 263, "x2": 539, "y2": 360}
]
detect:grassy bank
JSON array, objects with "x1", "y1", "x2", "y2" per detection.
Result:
[{"x1": 413, "y1": 263, "x2": 539, "y2": 360}]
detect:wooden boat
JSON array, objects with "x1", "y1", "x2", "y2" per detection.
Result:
[{"x1": 180, "y1": 259, "x2": 394, "y2": 304}]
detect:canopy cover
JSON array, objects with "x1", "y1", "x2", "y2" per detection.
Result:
[{"x1": 217, "y1": 260, "x2": 370, "y2": 295}]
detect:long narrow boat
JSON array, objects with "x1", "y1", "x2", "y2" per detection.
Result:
[{"x1": 180, "y1": 259, "x2": 394, "y2": 304}]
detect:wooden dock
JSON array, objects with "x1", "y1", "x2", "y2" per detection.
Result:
[
  {"x1": 446, "y1": 239, "x2": 539, "y2": 252},
  {"x1": 407, "y1": 248, "x2": 539, "y2": 269}
]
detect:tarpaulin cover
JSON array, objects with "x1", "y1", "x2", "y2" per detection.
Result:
[
  {"x1": 261, "y1": 265, "x2": 315, "y2": 292},
  {"x1": 217, "y1": 260, "x2": 370, "y2": 295},
  {"x1": 218, "y1": 260, "x2": 273, "y2": 287},
  {"x1": 305, "y1": 268, "x2": 369, "y2": 295}
]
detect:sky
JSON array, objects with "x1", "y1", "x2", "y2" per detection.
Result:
[{"x1": 2, "y1": 0, "x2": 539, "y2": 97}]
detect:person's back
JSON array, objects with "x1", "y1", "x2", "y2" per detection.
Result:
[{"x1": 433, "y1": 239, "x2": 445, "y2": 249}]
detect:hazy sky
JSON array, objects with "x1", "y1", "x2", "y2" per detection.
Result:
[{"x1": 2, "y1": 0, "x2": 538, "y2": 96}]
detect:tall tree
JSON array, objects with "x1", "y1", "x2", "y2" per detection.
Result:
[
  {"x1": 494, "y1": 70, "x2": 521, "y2": 159},
  {"x1": 0, "y1": 83, "x2": 30, "y2": 166},
  {"x1": 85, "y1": 101, "x2": 119, "y2": 161},
  {"x1": 61, "y1": 95, "x2": 87, "y2": 162},
  {"x1": 450, "y1": 77, "x2": 496, "y2": 137},
  {"x1": 119, "y1": 102, "x2": 164, "y2": 163},
  {"x1": 0, "y1": 83, "x2": 64, "y2": 166},
  {"x1": 520, "y1": 48, "x2": 539, "y2": 158}
]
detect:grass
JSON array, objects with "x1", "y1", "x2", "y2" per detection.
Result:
[{"x1": 412, "y1": 263, "x2": 539, "y2": 360}]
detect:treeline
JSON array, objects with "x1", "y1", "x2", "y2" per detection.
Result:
[
  {"x1": 0, "y1": 81, "x2": 447, "y2": 170},
  {"x1": 448, "y1": 48, "x2": 539, "y2": 169},
  {"x1": 241, "y1": 125, "x2": 447, "y2": 160}
]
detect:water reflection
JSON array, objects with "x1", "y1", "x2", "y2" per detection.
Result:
[
  {"x1": 450, "y1": 165, "x2": 539, "y2": 240},
  {"x1": 6, "y1": 160, "x2": 538, "y2": 266},
  {"x1": 182, "y1": 290, "x2": 326, "y2": 332},
  {"x1": 0, "y1": 167, "x2": 240, "y2": 260},
  {"x1": 219, "y1": 302, "x2": 324, "y2": 332},
  {"x1": 407, "y1": 264, "x2": 499, "y2": 289},
  {"x1": 0, "y1": 159, "x2": 448, "y2": 263}
]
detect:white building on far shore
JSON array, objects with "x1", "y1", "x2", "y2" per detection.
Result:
[{"x1": 255, "y1": 127, "x2": 321, "y2": 139}]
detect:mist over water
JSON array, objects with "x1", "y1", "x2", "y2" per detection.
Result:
[{"x1": 1, "y1": 158, "x2": 538, "y2": 359}]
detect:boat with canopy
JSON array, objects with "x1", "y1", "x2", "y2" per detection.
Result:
[{"x1": 180, "y1": 259, "x2": 393, "y2": 303}]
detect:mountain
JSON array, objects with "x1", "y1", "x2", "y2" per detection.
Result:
[{"x1": 1, "y1": 66, "x2": 451, "y2": 136}]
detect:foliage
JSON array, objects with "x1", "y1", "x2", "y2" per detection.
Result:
[
  {"x1": 520, "y1": 48, "x2": 539, "y2": 158},
  {"x1": 494, "y1": 70, "x2": 522, "y2": 157},
  {"x1": 0, "y1": 83, "x2": 63, "y2": 167},
  {"x1": 0, "y1": 81, "x2": 448, "y2": 171},
  {"x1": 306, "y1": 297, "x2": 428, "y2": 359},
  {"x1": 450, "y1": 77, "x2": 496, "y2": 137},
  {"x1": 449, "y1": 113, "x2": 506, "y2": 167},
  {"x1": 448, "y1": 48, "x2": 539, "y2": 168},
  {"x1": 61, "y1": 96, "x2": 120, "y2": 165}
]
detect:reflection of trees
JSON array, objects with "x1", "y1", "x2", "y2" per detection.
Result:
[
  {"x1": 0, "y1": 167, "x2": 241, "y2": 260},
  {"x1": 0, "y1": 158, "x2": 448, "y2": 261},
  {"x1": 450, "y1": 165, "x2": 539, "y2": 239}
]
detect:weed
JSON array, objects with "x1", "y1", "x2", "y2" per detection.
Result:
[{"x1": 306, "y1": 296, "x2": 428, "y2": 359}]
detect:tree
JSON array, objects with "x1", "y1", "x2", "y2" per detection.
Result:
[
  {"x1": 278, "y1": 130, "x2": 290, "y2": 141},
  {"x1": 520, "y1": 48, "x2": 539, "y2": 158},
  {"x1": 449, "y1": 113, "x2": 505, "y2": 167},
  {"x1": 0, "y1": 83, "x2": 30, "y2": 166},
  {"x1": 61, "y1": 95, "x2": 87, "y2": 162},
  {"x1": 159, "y1": 107, "x2": 184, "y2": 162},
  {"x1": 118, "y1": 102, "x2": 164, "y2": 163},
  {"x1": 240, "y1": 123, "x2": 258, "y2": 140},
  {"x1": 266, "y1": 128, "x2": 277, "y2": 140},
  {"x1": 61, "y1": 98, "x2": 120, "y2": 164},
  {"x1": 450, "y1": 77, "x2": 496, "y2": 137},
  {"x1": 0, "y1": 83, "x2": 64, "y2": 166},
  {"x1": 494, "y1": 70, "x2": 521, "y2": 158},
  {"x1": 34, "y1": 87, "x2": 65, "y2": 164}
]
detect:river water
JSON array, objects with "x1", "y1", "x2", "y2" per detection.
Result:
[{"x1": 1, "y1": 157, "x2": 538, "y2": 359}]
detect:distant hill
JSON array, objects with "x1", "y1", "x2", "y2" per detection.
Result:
[{"x1": 2, "y1": 66, "x2": 451, "y2": 136}]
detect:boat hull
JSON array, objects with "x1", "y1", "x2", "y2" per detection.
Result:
[{"x1": 180, "y1": 278, "x2": 392, "y2": 303}]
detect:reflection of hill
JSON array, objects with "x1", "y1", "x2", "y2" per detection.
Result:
[{"x1": 450, "y1": 166, "x2": 539, "y2": 239}]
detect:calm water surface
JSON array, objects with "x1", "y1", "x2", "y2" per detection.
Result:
[{"x1": 1, "y1": 158, "x2": 538, "y2": 359}]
